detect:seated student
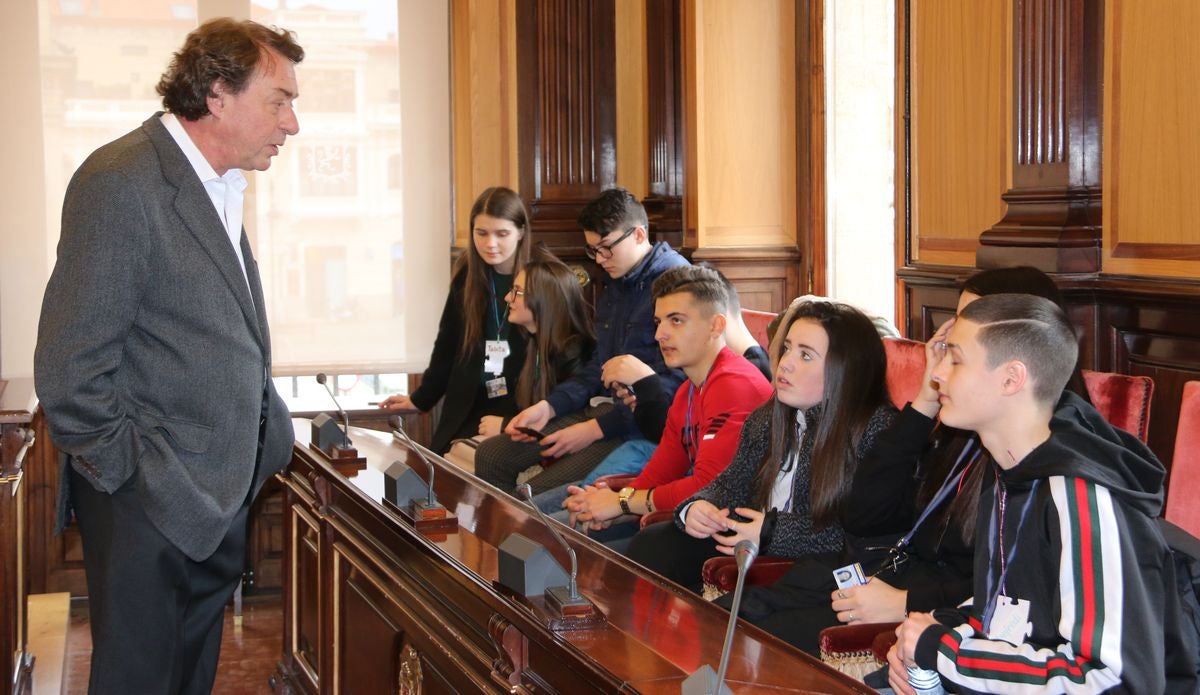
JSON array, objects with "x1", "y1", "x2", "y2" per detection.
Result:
[
  {"x1": 560, "y1": 265, "x2": 774, "y2": 549},
  {"x1": 379, "y1": 187, "x2": 530, "y2": 454},
  {"x1": 887, "y1": 294, "x2": 1197, "y2": 695},
  {"x1": 601, "y1": 266, "x2": 773, "y2": 445},
  {"x1": 474, "y1": 188, "x2": 689, "y2": 495},
  {"x1": 528, "y1": 267, "x2": 772, "y2": 513},
  {"x1": 732, "y1": 266, "x2": 1095, "y2": 655},
  {"x1": 476, "y1": 254, "x2": 596, "y2": 438},
  {"x1": 626, "y1": 299, "x2": 898, "y2": 592}
]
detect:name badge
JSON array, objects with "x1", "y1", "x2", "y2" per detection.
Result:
[
  {"x1": 484, "y1": 340, "x2": 510, "y2": 376},
  {"x1": 988, "y1": 595, "x2": 1032, "y2": 646},
  {"x1": 485, "y1": 376, "x2": 508, "y2": 399},
  {"x1": 484, "y1": 340, "x2": 508, "y2": 376}
]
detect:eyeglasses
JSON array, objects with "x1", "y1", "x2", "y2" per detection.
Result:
[
  {"x1": 507, "y1": 285, "x2": 526, "y2": 298},
  {"x1": 584, "y1": 226, "x2": 638, "y2": 260}
]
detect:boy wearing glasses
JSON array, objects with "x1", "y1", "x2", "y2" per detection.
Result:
[{"x1": 475, "y1": 187, "x2": 689, "y2": 495}]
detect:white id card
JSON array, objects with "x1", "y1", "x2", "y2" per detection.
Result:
[
  {"x1": 833, "y1": 562, "x2": 867, "y2": 589},
  {"x1": 989, "y1": 595, "x2": 1033, "y2": 646},
  {"x1": 484, "y1": 339, "x2": 510, "y2": 376},
  {"x1": 485, "y1": 376, "x2": 508, "y2": 398}
]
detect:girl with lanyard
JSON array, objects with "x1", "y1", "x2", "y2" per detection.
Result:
[
  {"x1": 724, "y1": 266, "x2": 1094, "y2": 658},
  {"x1": 627, "y1": 300, "x2": 898, "y2": 592},
  {"x1": 476, "y1": 254, "x2": 596, "y2": 439},
  {"x1": 379, "y1": 187, "x2": 531, "y2": 454}
]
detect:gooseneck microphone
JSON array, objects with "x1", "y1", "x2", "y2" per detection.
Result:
[
  {"x1": 682, "y1": 539, "x2": 757, "y2": 695},
  {"x1": 315, "y1": 373, "x2": 351, "y2": 448},
  {"x1": 714, "y1": 540, "x2": 758, "y2": 689},
  {"x1": 519, "y1": 483, "x2": 581, "y2": 602},
  {"x1": 392, "y1": 418, "x2": 438, "y2": 508}
]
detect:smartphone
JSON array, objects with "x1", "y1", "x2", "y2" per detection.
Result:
[
  {"x1": 515, "y1": 426, "x2": 546, "y2": 440},
  {"x1": 613, "y1": 382, "x2": 636, "y2": 396}
]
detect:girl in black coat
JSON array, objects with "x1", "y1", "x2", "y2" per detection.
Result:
[{"x1": 379, "y1": 187, "x2": 532, "y2": 454}]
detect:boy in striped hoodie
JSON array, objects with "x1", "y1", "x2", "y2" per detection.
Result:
[{"x1": 887, "y1": 294, "x2": 1196, "y2": 694}]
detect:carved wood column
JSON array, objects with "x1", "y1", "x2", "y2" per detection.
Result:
[
  {"x1": 516, "y1": 0, "x2": 617, "y2": 253},
  {"x1": 643, "y1": 0, "x2": 685, "y2": 248},
  {"x1": 977, "y1": 0, "x2": 1103, "y2": 272}
]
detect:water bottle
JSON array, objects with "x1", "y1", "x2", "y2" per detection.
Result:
[{"x1": 907, "y1": 666, "x2": 945, "y2": 695}]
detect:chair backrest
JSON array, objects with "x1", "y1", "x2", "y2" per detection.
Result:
[
  {"x1": 741, "y1": 308, "x2": 775, "y2": 349},
  {"x1": 883, "y1": 338, "x2": 927, "y2": 410},
  {"x1": 1166, "y1": 381, "x2": 1200, "y2": 537},
  {"x1": 1082, "y1": 369, "x2": 1154, "y2": 443}
]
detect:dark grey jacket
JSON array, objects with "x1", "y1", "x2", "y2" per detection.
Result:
[{"x1": 35, "y1": 113, "x2": 294, "y2": 561}]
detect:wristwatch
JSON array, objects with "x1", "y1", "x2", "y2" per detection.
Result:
[{"x1": 618, "y1": 487, "x2": 636, "y2": 515}]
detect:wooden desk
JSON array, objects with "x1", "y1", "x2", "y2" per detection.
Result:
[
  {"x1": 273, "y1": 421, "x2": 871, "y2": 694},
  {"x1": 1, "y1": 379, "x2": 36, "y2": 695}
]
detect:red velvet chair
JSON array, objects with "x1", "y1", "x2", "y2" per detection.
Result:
[
  {"x1": 1166, "y1": 381, "x2": 1200, "y2": 538},
  {"x1": 883, "y1": 337, "x2": 928, "y2": 410},
  {"x1": 1082, "y1": 369, "x2": 1155, "y2": 443},
  {"x1": 741, "y1": 308, "x2": 776, "y2": 349}
]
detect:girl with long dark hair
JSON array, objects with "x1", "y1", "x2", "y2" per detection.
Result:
[
  {"x1": 476, "y1": 254, "x2": 596, "y2": 438},
  {"x1": 627, "y1": 300, "x2": 898, "y2": 591},
  {"x1": 733, "y1": 266, "x2": 1096, "y2": 657},
  {"x1": 379, "y1": 187, "x2": 532, "y2": 454}
]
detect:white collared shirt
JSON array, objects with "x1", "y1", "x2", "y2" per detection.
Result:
[
  {"x1": 160, "y1": 113, "x2": 252, "y2": 294},
  {"x1": 769, "y1": 411, "x2": 807, "y2": 512}
]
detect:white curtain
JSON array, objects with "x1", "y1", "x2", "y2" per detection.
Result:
[{"x1": 0, "y1": 0, "x2": 450, "y2": 384}]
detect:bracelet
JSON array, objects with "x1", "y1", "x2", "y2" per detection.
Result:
[{"x1": 645, "y1": 487, "x2": 656, "y2": 514}]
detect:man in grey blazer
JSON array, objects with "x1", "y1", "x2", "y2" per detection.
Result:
[{"x1": 34, "y1": 18, "x2": 303, "y2": 694}]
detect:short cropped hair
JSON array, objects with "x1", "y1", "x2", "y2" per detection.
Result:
[
  {"x1": 157, "y1": 18, "x2": 305, "y2": 121},
  {"x1": 959, "y1": 293, "x2": 1079, "y2": 405},
  {"x1": 652, "y1": 265, "x2": 729, "y2": 318},
  {"x1": 693, "y1": 262, "x2": 742, "y2": 314},
  {"x1": 576, "y1": 187, "x2": 649, "y2": 237}
]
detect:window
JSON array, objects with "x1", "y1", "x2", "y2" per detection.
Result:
[{"x1": 3, "y1": 0, "x2": 451, "y2": 401}]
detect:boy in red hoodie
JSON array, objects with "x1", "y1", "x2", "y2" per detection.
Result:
[{"x1": 563, "y1": 265, "x2": 773, "y2": 549}]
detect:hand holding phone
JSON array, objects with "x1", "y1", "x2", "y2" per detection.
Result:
[{"x1": 515, "y1": 426, "x2": 546, "y2": 441}]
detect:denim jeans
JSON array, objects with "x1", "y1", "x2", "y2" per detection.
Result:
[{"x1": 531, "y1": 438, "x2": 657, "y2": 513}]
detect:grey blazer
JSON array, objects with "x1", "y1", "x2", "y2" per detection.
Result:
[{"x1": 35, "y1": 114, "x2": 294, "y2": 562}]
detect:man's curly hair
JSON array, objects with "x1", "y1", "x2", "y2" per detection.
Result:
[{"x1": 157, "y1": 18, "x2": 304, "y2": 121}]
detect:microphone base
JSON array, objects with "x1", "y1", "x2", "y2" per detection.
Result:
[
  {"x1": 307, "y1": 442, "x2": 367, "y2": 475},
  {"x1": 681, "y1": 664, "x2": 734, "y2": 695},
  {"x1": 543, "y1": 587, "x2": 606, "y2": 632},
  {"x1": 410, "y1": 499, "x2": 459, "y2": 534}
]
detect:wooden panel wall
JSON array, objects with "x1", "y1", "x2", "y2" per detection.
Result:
[
  {"x1": 451, "y1": 0, "x2": 520, "y2": 247},
  {"x1": 685, "y1": 0, "x2": 797, "y2": 249},
  {"x1": 905, "y1": 0, "x2": 1010, "y2": 269},
  {"x1": 679, "y1": 0, "x2": 804, "y2": 309},
  {"x1": 452, "y1": 0, "x2": 803, "y2": 308},
  {"x1": 1103, "y1": 0, "x2": 1200, "y2": 276},
  {"x1": 615, "y1": 0, "x2": 648, "y2": 198},
  {"x1": 899, "y1": 0, "x2": 1200, "y2": 470},
  {"x1": 516, "y1": 0, "x2": 617, "y2": 251},
  {"x1": 643, "y1": 0, "x2": 685, "y2": 241}
]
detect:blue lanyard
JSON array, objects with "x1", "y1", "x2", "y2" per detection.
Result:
[
  {"x1": 683, "y1": 381, "x2": 701, "y2": 467},
  {"x1": 488, "y1": 270, "x2": 508, "y2": 340},
  {"x1": 894, "y1": 437, "x2": 980, "y2": 549},
  {"x1": 980, "y1": 474, "x2": 1040, "y2": 632}
]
